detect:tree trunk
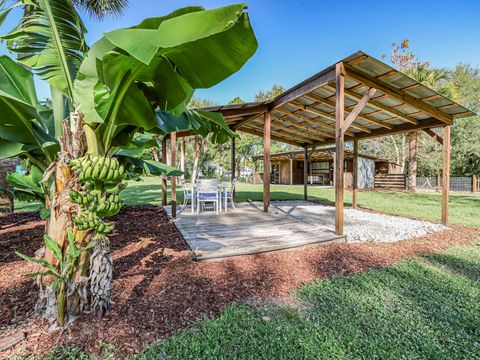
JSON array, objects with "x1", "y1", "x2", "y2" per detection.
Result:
[
  {"x1": 151, "y1": 147, "x2": 160, "y2": 162},
  {"x1": 38, "y1": 115, "x2": 93, "y2": 325},
  {"x1": 407, "y1": 131, "x2": 417, "y2": 191},
  {"x1": 191, "y1": 136, "x2": 201, "y2": 183}
]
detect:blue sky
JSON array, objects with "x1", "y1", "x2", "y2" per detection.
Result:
[{"x1": 1, "y1": 0, "x2": 479, "y2": 103}]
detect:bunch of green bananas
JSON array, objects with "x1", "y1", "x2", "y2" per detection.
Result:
[
  {"x1": 73, "y1": 210, "x2": 102, "y2": 231},
  {"x1": 70, "y1": 189, "x2": 123, "y2": 217},
  {"x1": 74, "y1": 210, "x2": 114, "y2": 235},
  {"x1": 70, "y1": 155, "x2": 126, "y2": 183},
  {"x1": 69, "y1": 154, "x2": 126, "y2": 238},
  {"x1": 95, "y1": 193, "x2": 123, "y2": 217}
]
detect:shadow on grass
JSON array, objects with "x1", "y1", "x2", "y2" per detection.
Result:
[{"x1": 421, "y1": 252, "x2": 480, "y2": 283}]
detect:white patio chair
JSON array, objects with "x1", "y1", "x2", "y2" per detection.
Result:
[
  {"x1": 178, "y1": 179, "x2": 193, "y2": 214},
  {"x1": 224, "y1": 178, "x2": 236, "y2": 211},
  {"x1": 196, "y1": 184, "x2": 220, "y2": 215},
  {"x1": 197, "y1": 179, "x2": 218, "y2": 186}
]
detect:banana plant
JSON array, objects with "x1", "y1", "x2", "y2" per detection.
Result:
[
  {"x1": 0, "y1": 0, "x2": 257, "y2": 326},
  {"x1": 17, "y1": 229, "x2": 95, "y2": 326}
]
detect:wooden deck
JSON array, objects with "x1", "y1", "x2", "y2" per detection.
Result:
[{"x1": 168, "y1": 202, "x2": 346, "y2": 261}]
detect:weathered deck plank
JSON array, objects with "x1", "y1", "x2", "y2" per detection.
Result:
[{"x1": 168, "y1": 203, "x2": 345, "y2": 261}]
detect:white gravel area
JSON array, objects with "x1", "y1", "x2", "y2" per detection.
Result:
[{"x1": 253, "y1": 201, "x2": 447, "y2": 243}]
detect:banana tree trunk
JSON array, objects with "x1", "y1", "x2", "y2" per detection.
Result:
[{"x1": 38, "y1": 115, "x2": 93, "y2": 324}]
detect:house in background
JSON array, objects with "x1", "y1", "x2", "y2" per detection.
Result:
[{"x1": 252, "y1": 146, "x2": 404, "y2": 189}]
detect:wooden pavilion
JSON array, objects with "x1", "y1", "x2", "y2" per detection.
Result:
[{"x1": 165, "y1": 51, "x2": 475, "y2": 236}]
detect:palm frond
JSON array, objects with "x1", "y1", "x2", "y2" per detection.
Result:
[
  {"x1": 1, "y1": 0, "x2": 88, "y2": 99},
  {"x1": 72, "y1": 0, "x2": 128, "y2": 19}
]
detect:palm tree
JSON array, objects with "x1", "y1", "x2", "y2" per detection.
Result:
[{"x1": 72, "y1": 0, "x2": 128, "y2": 18}]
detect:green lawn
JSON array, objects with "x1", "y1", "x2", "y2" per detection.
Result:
[
  {"x1": 44, "y1": 243, "x2": 480, "y2": 359},
  {"x1": 119, "y1": 177, "x2": 480, "y2": 228},
  {"x1": 133, "y1": 244, "x2": 480, "y2": 359},
  {"x1": 14, "y1": 176, "x2": 480, "y2": 227}
]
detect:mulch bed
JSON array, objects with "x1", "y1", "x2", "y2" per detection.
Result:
[{"x1": 1, "y1": 205, "x2": 479, "y2": 357}]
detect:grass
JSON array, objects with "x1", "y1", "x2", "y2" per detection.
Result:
[
  {"x1": 133, "y1": 244, "x2": 480, "y2": 359},
  {"x1": 40, "y1": 244, "x2": 480, "y2": 359},
  {"x1": 13, "y1": 176, "x2": 480, "y2": 227},
  {"x1": 119, "y1": 177, "x2": 480, "y2": 227},
  {"x1": 11, "y1": 177, "x2": 480, "y2": 358}
]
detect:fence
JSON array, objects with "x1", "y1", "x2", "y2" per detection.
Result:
[{"x1": 416, "y1": 176, "x2": 480, "y2": 192}]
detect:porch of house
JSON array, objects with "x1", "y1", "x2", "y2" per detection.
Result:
[{"x1": 167, "y1": 202, "x2": 345, "y2": 261}]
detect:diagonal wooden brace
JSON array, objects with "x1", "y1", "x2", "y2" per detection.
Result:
[{"x1": 343, "y1": 88, "x2": 376, "y2": 132}]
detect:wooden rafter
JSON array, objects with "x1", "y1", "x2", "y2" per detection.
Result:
[
  {"x1": 423, "y1": 128, "x2": 443, "y2": 145},
  {"x1": 325, "y1": 84, "x2": 419, "y2": 125},
  {"x1": 269, "y1": 118, "x2": 327, "y2": 142},
  {"x1": 270, "y1": 68, "x2": 336, "y2": 109},
  {"x1": 421, "y1": 94, "x2": 441, "y2": 101},
  {"x1": 377, "y1": 70, "x2": 396, "y2": 80},
  {"x1": 274, "y1": 108, "x2": 334, "y2": 138},
  {"x1": 344, "y1": 64, "x2": 453, "y2": 124},
  {"x1": 401, "y1": 83, "x2": 420, "y2": 91},
  {"x1": 308, "y1": 117, "x2": 446, "y2": 148},
  {"x1": 248, "y1": 121, "x2": 316, "y2": 144},
  {"x1": 304, "y1": 92, "x2": 390, "y2": 130},
  {"x1": 343, "y1": 88, "x2": 377, "y2": 131},
  {"x1": 348, "y1": 55, "x2": 368, "y2": 65},
  {"x1": 288, "y1": 101, "x2": 357, "y2": 135},
  {"x1": 217, "y1": 104, "x2": 267, "y2": 117},
  {"x1": 238, "y1": 125, "x2": 304, "y2": 147},
  {"x1": 232, "y1": 112, "x2": 263, "y2": 130}
]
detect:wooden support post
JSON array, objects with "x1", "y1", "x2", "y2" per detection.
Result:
[
  {"x1": 180, "y1": 137, "x2": 185, "y2": 179},
  {"x1": 289, "y1": 155, "x2": 293, "y2": 185},
  {"x1": 161, "y1": 136, "x2": 168, "y2": 207},
  {"x1": 231, "y1": 136, "x2": 236, "y2": 201},
  {"x1": 441, "y1": 126, "x2": 451, "y2": 225},
  {"x1": 353, "y1": 140, "x2": 359, "y2": 209},
  {"x1": 170, "y1": 132, "x2": 177, "y2": 219},
  {"x1": 436, "y1": 173, "x2": 441, "y2": 192},
  {"x1": 473, "y1": 175, "x2": 477, "y2": 193},
  {"x1": 304, "y1": 147, "x2": 308, "y2": 200},
  {"x1": 335, "y1": 62, "x2": 345, "y2": 235},
  {"x1": 263, "y1": 113, "x2": 271, "y2": 212}
]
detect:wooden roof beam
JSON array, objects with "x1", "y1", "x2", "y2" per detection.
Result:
[
  {"x1": 270, "y1": 68, "x2": 336, "y2": 109},
  {"x1": 232, "y1": 112, "x2": 263, "y2": 130},
  {"x1": 303, "y1": 93, "x2": 391, "y2": 130},
  {"x1": 309, "y1": 117, "x2": 446, "y2": 147},
  {"x1": 344, "y1": 64, "x2": 453, "y2": 124},
  {"x1": 217, "y1": 104, "x2": 268, "y2": 117},
  {"x1": 423, "y1": 128, "x2": 443, "y2": 145},
  {"x1": 238, "y1": 126, "x2": 304, "y2": 147},
  {"x1": 249, "y1": 120, "x2": 318, "y2": 143},
  {"x1": 288, "y1": 101, "x2": 356, "y2": 136},
  {"x1": 274, "y1": 108, "x2": 336, "y2": 138},
  {"x1": 421, "y1": 94, "x2": 441, "y2": 101},
  {"x1": 376, "y1": 70, "x2": 397, "y2": 80},
  {"x1": 325, "y1": 84, "x2": 419, "y2": 125}
]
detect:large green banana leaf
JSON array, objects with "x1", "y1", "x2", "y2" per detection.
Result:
[
  {"x1": 115, "y1": 149, "x2": 182, "y2": 176},
  {"x1": 0, "y1": 0, "x2": 88, "y2": 98},
  {"x1": 74, "y1": 4, "x2": 257, "y2": 151},
  {"x1": 6, "y1": 165, "x2": 45, "y2": 201},
  {"x1": 0, "y1": 56, "x2": 58, "y2": 162}
]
